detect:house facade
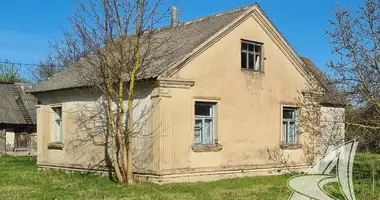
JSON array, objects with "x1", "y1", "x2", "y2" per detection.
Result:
[
  {"x1": 0, "y1": 82, "x2": 37, "y2": 156},
  {"x1": 30, "y1": 4, "x2": 345, "y2": 183}
]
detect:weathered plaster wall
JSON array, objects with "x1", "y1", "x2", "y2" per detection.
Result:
[
  {"x1": 320, "y1": 106, "x2": 345, "y2": 153},
  {"x1": 35, "y1": 87, "x2": 155, "y2": 173},
  {"x1": 157, "y1": 14, "x2": 314, "y2": 173},
  {"x1": 5, "y1": 129, "x2": 14, "y2": 151}
]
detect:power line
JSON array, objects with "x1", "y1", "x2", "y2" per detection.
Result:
[{"x1": 0, "y1": 61, "x2": 53, "y2": 67}]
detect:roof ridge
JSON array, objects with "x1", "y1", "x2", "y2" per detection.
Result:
[
  {"x1": 153, "y1": 3, "x2": 256, "y2": 32},
  {"x1": 179, "y1": 3, "x2": 256, "y2": 26}
]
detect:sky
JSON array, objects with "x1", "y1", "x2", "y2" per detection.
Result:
[{"x1": 0, "y1": 0, "x2": 361, "y2": 79}]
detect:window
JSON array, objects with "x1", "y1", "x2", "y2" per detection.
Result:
[
  {"x1": 14, "y1": 133, "x2": 29, "y2": 149},
  {"x1": 241, "y1": 40, "x2": 262, "y2": 71},
  {"x1": 282, "y1": 107, "x2": 299, "y2": 144},
  {"x1": 194, "y1": 102, "x2": 216, "y2": 146},
  {"x1": 53, "y1": 107, "x2": 63, "y2": 143}
]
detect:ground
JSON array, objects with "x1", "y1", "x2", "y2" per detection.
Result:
[{"x1": 0, "y1": 154, "x2": 379, "y2": 199}]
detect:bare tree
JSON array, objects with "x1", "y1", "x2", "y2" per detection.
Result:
[
  {"x1": 0, "y1": 60, "x2": 25, "y2": 82},
  {"x1": 46, "y1": 0, "x2": 176, "y2": 184},
  {"x1": 327, "y1": 0, "x2": 380, "y2": 151},
  {"x1": 267, "y1": 86, "x2": 345, "y2": 169}
]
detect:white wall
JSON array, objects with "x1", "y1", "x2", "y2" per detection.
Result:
[{"x1": 320, "y1": 106, "x2": 345, "y2": 153}]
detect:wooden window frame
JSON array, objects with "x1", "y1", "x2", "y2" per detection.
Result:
[
  {"x1": 193, "y1": 102, "x2": 216, "y2": 146},
  {"x1": 241, "y1": 39, "x2": 263, "y2": 72},
  {"x1": 52, "y1": 106, "x2": 63, "y2": 144},
  {"x1": 282, "y1": 107, "x2": 300, "y2": 145}
]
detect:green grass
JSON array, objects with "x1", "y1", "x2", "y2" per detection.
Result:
[{"x1": 0, "y1": 154, "x2": 379, "y2": 199}]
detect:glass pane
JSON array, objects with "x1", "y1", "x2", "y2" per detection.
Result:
[
  {"x1": 283, "y1": 109, "x2": 295, "y2": 119},
  {"x1": 55, "y1": 120, "x2": 62, "y2": 143},
  {"x1": 241, "y1": 52, "x2": 247, "y2": 69},
  {"x1": 204, "y1": 119, "x2": 213, "y2": 144},
  {"x1": 54, "y1": 107, "x2": 62, "y2": 119},
  {"x1": 283, "y1": 122, "x2": 287, "y2": 143},
  {"x1": 255, "y1": 45, "x2": 262, "y2": 53},
  {"x1": 254, "y1": 55, "x2": 260, "y2": 71},
  {"x1": 194, "y1": 119, "x2": 202, "y2": 144},
  {"x1": 248, "y1": 53, "x2": 254, "y2": 69},
  {"x1": 195, "y1": 103, "x2": 213, "y2": 116},
  {"x1": 289, "y1": 122, "x2": 295, "y2": 143},
  {"x1": 248, "y1": 43, "x2": 254, "y2": 51},
  {"x1": 241, "y1": 42, "x2": 247, "y2": 50}
]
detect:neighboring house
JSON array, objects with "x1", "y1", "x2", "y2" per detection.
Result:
[
  {"x1": 30, "y1": 4, "x2": 345, "y2": 183},
  {"x1": 0, "y1": 82, "x2": 37, "y2": 155}
]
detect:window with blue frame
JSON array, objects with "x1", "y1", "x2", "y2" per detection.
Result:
[
  {"x1": 282, "y1": 107, "x2": 299, "y2": 144},
  {"x1": 194, "y1": 102, "x2": 216, "y2": 146},
  {"x1": 53, "y1": 107, "x2": 63, "y2": 144}
]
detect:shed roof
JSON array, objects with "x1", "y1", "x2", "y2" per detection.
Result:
[{"x1": 0, "y1": 83, "x2": 37, "y2": 125}]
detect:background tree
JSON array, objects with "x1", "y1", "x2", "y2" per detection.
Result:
[
  {"x1": 327, "y1": 0, "x2": 380, "y2": 151},
  {"x1": 0, "y1": 60, "x2": 25, "y2": 82}
]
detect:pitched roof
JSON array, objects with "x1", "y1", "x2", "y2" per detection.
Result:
[
  {"x1": 30, "y1": 4, "x2": 253, "y2": 93},
  {"x1": 0, "y1": 83, "x2": 37, "y2": 125},
  {"x1": 301, "y1": 57, "x2": 346, "y2": 106},
  {"x1": 29, "y1": 3, "x2": 344, "y2": 107}
]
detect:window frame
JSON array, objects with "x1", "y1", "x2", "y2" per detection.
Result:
[
  {"x1": 52, "y1": 106, "x2": 63, "y2": 144},
  {"x1": 282, "y1": 107, "x2": 300, "y2": 145},
  {"x1": 193, "y1": 101, "x2": 216, "y2": 146},
  {"x1": 241, "y1": 39, "x2": 263, "y2": 72},
  {"x1": 14, "y1": 132, "x2": 29, "y2": 150}
]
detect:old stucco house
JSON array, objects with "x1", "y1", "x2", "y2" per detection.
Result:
[
  {"x1": 30, "y1": 4, "x2": 345, "y2": 183},
  {"x1": 0, "y1": 82, "x2": 37, "y2": 155}
]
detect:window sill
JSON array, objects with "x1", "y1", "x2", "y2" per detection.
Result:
[
  {"x1": 192, "y1": 144, "x2": 223, "y2": 152},
  {"x1": 280, "y1": 144, "x2": 302, "y2": 150},
  {"x1": 47, "y1": 142, "x2": 64, "y2": 150},
  {"x1": 241, "y1": 68, "x2": 263, "y2": 73}
]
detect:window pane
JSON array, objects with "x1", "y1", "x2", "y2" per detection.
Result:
[
  {"x1": 54, "y1": 107, "x2": 62, "y2": 119},
  {"x1": 194, "y1": 119, "x2": 202, "y2": 144},
  {"x1": 254, "y1": 55, "x2": 260, "y2": 71},
  {"x1": 15, "y1": 133, "x2": 29, "y2": 149},
  {"x1": 289, "y1": 122, "x2": 295, "y2": 143},
  {"x1": 241, "y1": 42, "x2": 247, "y2": 50},
  {"x1": 248, "y1": 53, "x2": 254, "y2": 69},
  {"x1": 204, "y1": 119, "x2": 213, "y2": 144},
  {"x1": 195, "y1": 103, "x2": 213, "y2": 116},
  {"x1": 283, "y1": 109, "x2": 295, "y2": 119},
  {"x1": 241, "y1": 52, "x2": 247, "y2": 69},
  {"x1": 255, "y1": 45, "x2": 262, "y2": 53},
  {"x1": 56, "y1": 119, "x2": 62, "y2": 143},
  {"x1": 248, "y1": 43, "x2": 254, "y2": 51},
  {"x1": 283, "y1": 122, "x2": 287, "y2": 142}
]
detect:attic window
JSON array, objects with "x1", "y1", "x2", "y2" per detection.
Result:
[{"x1": 241, "y1": 40, "x2": 262, "y2": 71}]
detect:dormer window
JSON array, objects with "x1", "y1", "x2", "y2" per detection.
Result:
[{"x1": 241, "y1": 40, "x2": 262, "y2": 72}]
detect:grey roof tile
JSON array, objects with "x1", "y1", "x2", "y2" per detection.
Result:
[
  {"x1": 0, "y1": 83, "x2": 37, "y2": 124},
  {"x1": 30, "y1": 3, "x2": 344, "y2": 109},
  {"x1": 301, "y1": 57, "x2": 346, "y2": 106},
  {"x1": 30, "y1": 4, "x2": 253, "y2": 93}
]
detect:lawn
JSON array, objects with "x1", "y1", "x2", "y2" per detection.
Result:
[{"x1": 0, "y1": 154, "x2": 379, "y2": 200}]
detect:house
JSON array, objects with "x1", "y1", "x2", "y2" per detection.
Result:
[
  {"x1": 0, "y1": 82, "x2": 37, "y2": 155},
  {"x1": 30, "y1": 3, "x2": 345, "y2": 183}
]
